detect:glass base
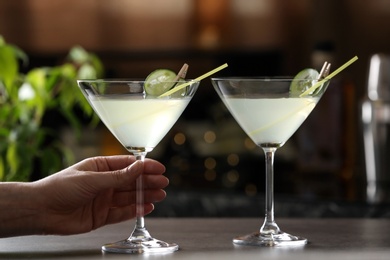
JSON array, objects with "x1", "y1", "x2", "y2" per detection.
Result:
[
  {"x1": 102, "y1": 237, "x2": 179, "y2": 254},
  {"x1": 233, "y1": 231, "x2": 307, "y2": 247}
]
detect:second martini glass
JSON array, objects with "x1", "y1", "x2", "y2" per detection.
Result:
[
  {"x1": 78, "y1": 79, "x2": 199, "y2": 253},
  {"x1": 211, "y1": 77, "x2": 329, "y2": 246}
]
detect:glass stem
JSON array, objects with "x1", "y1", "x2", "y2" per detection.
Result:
[
  {"x1": 260, "y1": 147, "x2": 281, "y2": 235},
  {"x1": 130, "y1": 152, "x2": 151, "y2": 240}
]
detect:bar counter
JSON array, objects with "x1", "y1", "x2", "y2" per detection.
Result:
[{"x1": 1, "y1": 218, "x2": 390, "y2": 259}]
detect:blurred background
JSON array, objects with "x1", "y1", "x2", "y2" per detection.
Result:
[{"x1": 1, "y1": 0, "x2": 390, "y2": 217}]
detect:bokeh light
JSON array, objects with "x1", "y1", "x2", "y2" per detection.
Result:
[
  {"x1": 204, "y1": 157, "x2": 217, "y2": 169},
  {"x1": 227, "y1": 153, "x2": 239, "y2": 166},
  {"x1": 173, "y1": 132, "x2": 186, "y2": 145},
  {"x1": 204, "y1": 130, "x2": 216, "y2": 143}
]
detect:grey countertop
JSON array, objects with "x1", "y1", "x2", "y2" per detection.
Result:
[{"x1": 1, "y1": 218, "x2": 390, "y2": 259}]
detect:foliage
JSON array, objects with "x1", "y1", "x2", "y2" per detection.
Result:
[{"x1": 0, "y1": 36, "x2": 103, "y2": 181}]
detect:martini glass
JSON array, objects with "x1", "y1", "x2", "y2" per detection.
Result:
[
  {"x1": 77, "y1": 79, "x2": 199, "y2": 253},
  {"x1": 211, "y1": 77, "x2": 329, "y2": 246}
]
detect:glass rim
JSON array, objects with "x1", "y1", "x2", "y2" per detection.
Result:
[
  {"x1": 211, "y1": 76, "x2": 329, "y2": 81},
  {"x1": 77, "y1": 78, "x2": 199, "y2": 83}
]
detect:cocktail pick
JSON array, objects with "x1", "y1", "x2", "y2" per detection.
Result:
[
  {"x1": 159, "y1": 63, "x2": 228, "y2": 97},
  {"x1": 174, "y1": 63, "x2": 189, "y2": 81},
  {"x1": 318, "y1": 61, "x2": 331, "y2": 80},
  {"x1": 300, "y1": 56, "x2": 358, "y2": 97}
]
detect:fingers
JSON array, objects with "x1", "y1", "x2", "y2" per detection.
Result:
[
  {"x1": 111, "y1": 189, "x2": 167, "y2": 207},
  {"x1": 110, "y1": 174, "x2": 169, "y2": 206},
  {"x1": 143, "y1": 175, "x2": 169, "y2": 189},
  {"x1": 123, "y1": 174, "x2": 169, "y2": 191},
  {"x1": 79, "y1": 155, "x2": 166, "y2": 175},
  {"x1": 80, "y1": 158, "x2": 169, "y2": 196},
  {"x1": 143, "y1": 158, "x2": 166, "y2": 175},
  {"x1": 103, "y1": 156, "x2": 166, "y2": 175},
  {"x1": 92, "y1": 155, "x2": 136, "y2": 171},
  {"x1": 99, "y1": 203, "x2": 155, "y2": 227}
]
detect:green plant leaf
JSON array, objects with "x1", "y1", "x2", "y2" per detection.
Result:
[
  {"x1": 68, "y1": 46, "x2": 90, "y2": 63},
  {"x1": 0, "y1": 37, "x2": 104, "y2": 182},
  {"x1": 6, "y1": 141, "x2": 19, "y2": 176},
  {"x1": 25, "y1": 68, "x2": 49, "y2": 122},
  {"x1": 59, "y1": 63, "x2": 77, "y2": 79},
  {"x1": 78, "y1": 63, "x2": 96, "y2": 79},
  {"x1": 0, "y1": 156, "x2": 4, "y2": 181},
  {"x1": 0, "y1": 45, "x2": 18, "y2": 88}
]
